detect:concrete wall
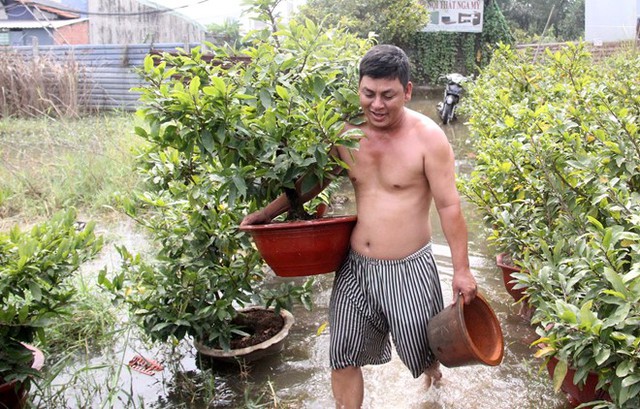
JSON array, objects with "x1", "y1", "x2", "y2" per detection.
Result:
[
  {"x1": 2, "y1": 0, "x2": 202, "y2": 46},
  {"x1": 517, "y1": 40, "x2": 640, "y2": 62},
  {"x1": 88, "y1": 0, "x2": 205, "y2": 44},
  {"x1": 585, "y1": 0, "x2": 638, "y2": 42}
]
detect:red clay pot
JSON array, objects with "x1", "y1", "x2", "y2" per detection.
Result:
[
  {"x1": 496, "y1": 253, "x2": 526, "y2": 301},
  {"x1": 239, "y1": 215, "x2": 356, "y2": 277},
  {"x1": 546, "y1": 356, "x2": 610, "y2": 408},
  {"x1": 0, "y1": 344, "x2": 45, "y2": 409},
  {"x1": 427, "y1": 293, "x2": 504, "y2": 367}
]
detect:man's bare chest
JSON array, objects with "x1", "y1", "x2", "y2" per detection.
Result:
[{"x1": 346, "y1": 142, "x2": 426, "y2": 190}]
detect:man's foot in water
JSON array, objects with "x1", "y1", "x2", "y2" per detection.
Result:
[{"x1": 424, "y1": 361, "x2": 443, "y2": 389}]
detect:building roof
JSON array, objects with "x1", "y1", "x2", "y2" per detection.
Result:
[
  {"x1": 0, "y1": 17, "x2": 87, "y2": 29},
  {"x1": 17, "y1": 0, "x2": 81, "y2": 19}
]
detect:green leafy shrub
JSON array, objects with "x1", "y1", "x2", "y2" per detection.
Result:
[
  {"x1": 101, "y1": 153, "x2": 314, "y2": 349},
  {"x1": 0, "y1": 209, "x2": 102, "y2": 385},
  {"x1": 461, "y1": 43, "x2": 640, "y2": 407}
]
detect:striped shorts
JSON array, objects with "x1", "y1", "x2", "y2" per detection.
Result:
[{"x1": 329, "y1": 243, "x2": 444, "y2": 378}]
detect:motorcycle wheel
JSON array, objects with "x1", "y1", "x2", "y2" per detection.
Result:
[{"x1": 442, "y1": 102, "x2": 454, "y2": 124}]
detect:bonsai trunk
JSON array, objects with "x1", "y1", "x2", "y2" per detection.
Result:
[{"x1": 284, "y1": 187, "x2": 313, "y2": 220}]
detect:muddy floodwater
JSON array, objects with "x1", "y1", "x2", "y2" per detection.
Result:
[{"x1": 51, "y1": 91, "x2": 571, "y2": 409}]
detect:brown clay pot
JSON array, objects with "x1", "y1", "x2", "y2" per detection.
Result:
[
  {"x1": 0, "y1": 344, "x2": 45, "y2": 409},
  {"x1": 194, "y1": 307, "x2": 295, "y2": 363},
  {"x1": 239, "y1": 215, "x2": 356, "y2": 277},
  {"x1": 546, "y1": 356, "x2": 610, "y2": 408},
  {"x1": 496, "y1": 253, "x2": 526, "y2": 301},
  {"x1": 427, "y1": 293, "x2": 504, "y2": 367}
]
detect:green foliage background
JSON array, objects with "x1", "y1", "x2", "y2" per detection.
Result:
[
  {"x1": 297, "y1": 0, "x2": 513, "y2": 84},
  {"x1": 461, "y1": 43, "x2": 640, "y2": 408},
  {"x1": 496, "y1": 0, "x2": 585, "y2": 43},
  {"x1": 297, "y1": 0, "x2": 430, "y2": 47},
  {"x1": 408, "y1": 0, "x2": 514, "y2": 84}
]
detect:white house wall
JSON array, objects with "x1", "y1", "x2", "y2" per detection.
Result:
[
  {"x1": 88, "y1": 0, "x2": 205, "y2": 44},
  {"x1": 585, "y1": 0, "x2": 637, "y2": 42}
]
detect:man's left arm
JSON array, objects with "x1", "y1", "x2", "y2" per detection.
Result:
[
  {"x1": 425, "y1": 131, "x2": 477, "y2": 304},
  {"x1": 437, "y1": 201, "x2": 477, "y2": 304}
]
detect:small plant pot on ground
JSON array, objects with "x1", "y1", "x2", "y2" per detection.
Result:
[
  {"x1": 496, "y1": 253, "x2": 535, "y2": 320},
  {"x1": 496, "y1": 253, "x2": 526, "y2": 301},
  {"x1": 546, "y1": 356, "x2": 611, "y2": 408},
  {"x1": 239, "y1": 215, "x2": 357, "y2": 277},
  {"x1": 194, "y1": 307, "x2": 295, "y2": 364},
  {"x1": 0, "y1": 344, "x2": 45, "y2": 409}
]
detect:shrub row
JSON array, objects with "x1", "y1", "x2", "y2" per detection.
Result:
[{"x1": 461, "y1": 43, "x2": 640, "y2": 408}]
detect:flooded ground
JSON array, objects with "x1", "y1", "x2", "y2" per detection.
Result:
[{"x1": 44, "y1": 91, "x2": 571, "y2": 408}]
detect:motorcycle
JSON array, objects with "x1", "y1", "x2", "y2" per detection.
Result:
[{"x1": 436, "y1": 73, "x2": 468, "y2": 125}]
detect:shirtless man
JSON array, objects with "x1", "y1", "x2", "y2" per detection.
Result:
[{"x1": 241, "y1": 44, "x2": 477, "y2": 409}]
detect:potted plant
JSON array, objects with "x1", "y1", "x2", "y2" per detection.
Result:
[
  {"x1": 0, "y1": 209, "x2": 102, "y2": 407},
  {"x1": 133, "y1": 0, "x2": 372, "y2": 277},
  {"x1": 462, "y1": 43, "x2": 640, "y2": 407},
  {"x1": 495, "y1": 253, "x2": 525, "y2": 301},
  {"x1": 100, "y1": 0, "x2": 372, "y2": 360},
  {"x1": 100, "y1": 184, "x2": 310, "y2": 357}
]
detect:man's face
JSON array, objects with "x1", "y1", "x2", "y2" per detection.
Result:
[{"x1": 359, "y1": 75, "x2": 412, "y2": 129}]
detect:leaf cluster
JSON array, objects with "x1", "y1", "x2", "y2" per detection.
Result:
[
  {"x1": 296, "y1": 0, "x2": 429, "y2": 46},
  {"x1": 134, "y1": 14, "x2": 371, "y2": 214},
  {"x1": 0, "y1": 209, "x2": 102, "y2": 384},
  {"x1": 461, "y1": 43, "x2": 640, "y2": 407},
  {"x1": 496, "y1": 0, "x2": 585, "y2": 43}
]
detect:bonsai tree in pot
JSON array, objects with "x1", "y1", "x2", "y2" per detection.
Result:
[
  {"x1": 0, "y1": 209, "x2": 102, "y2": 404},
  {"x1": 135, "y1": 0, "x2": 371, "y2": 278},
  {"x1": 100, "y1": 159, "x2": 311, "y2": 353},
  {"x1": 100, "y1": 0, "x2": 372, "y2": 357},
  {"x1": 462, "y1": 43, "x2": 640, "y2": 407}
]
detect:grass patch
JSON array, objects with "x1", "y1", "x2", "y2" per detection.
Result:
[
  {"x1": 0, "y1": 113, "x2": 152, "y2": 406},
  {"x1": 0, "y1": 113, "x2": 146, "y2": 227}
]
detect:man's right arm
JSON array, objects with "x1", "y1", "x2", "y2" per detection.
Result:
[
  {"x1": 240, "y1": 147, "x2": 344, "y2": 226},
  {"x1": 240, "y1": 194, "x2": 291, "y2": 226}
]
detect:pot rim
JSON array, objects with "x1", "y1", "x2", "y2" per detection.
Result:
[
  {"x1": 496, "y1": 253, "x2": 522, "y2": 272},
  {"x1": 239, "y1": 215, "x2": 356, "y2": 232}
]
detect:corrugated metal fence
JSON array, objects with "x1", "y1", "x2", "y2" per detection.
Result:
[
  {"x1": 4, "y1": 42, "x2": 201, "y2": 111},
  {"x1": 5, "y1": 40, "x2": 636, "y2": 112}
]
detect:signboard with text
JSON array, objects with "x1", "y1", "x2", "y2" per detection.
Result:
[{"x1": 423, "y1": 1, "x2": 484, "y2": 33}]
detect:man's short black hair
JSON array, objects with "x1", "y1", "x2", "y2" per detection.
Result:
[{"x1": 359, "y1": 44, "x2": 410, "y2": 88}]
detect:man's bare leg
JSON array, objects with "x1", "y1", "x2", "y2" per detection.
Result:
[
  {"x1": 332, "y1": 366, "x2": 364, "y2": 409},
  {"x1": 424, "y1": 361, "x2": 443, "y2": 389}
]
